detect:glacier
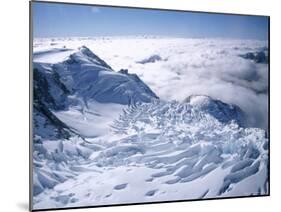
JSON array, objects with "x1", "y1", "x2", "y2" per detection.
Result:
[{"x1": 32, "y1": 37, "x2": 269, "y2": 210}]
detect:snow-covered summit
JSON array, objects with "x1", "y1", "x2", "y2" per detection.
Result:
[
  {"x1": 185, "y1": 95, "x2": 245, "y2": 126},
  {"x1": 34, "y1": 46, "x2": 158, "y2": 106},
  {"x1": 64, "y1": 46, "x2": 113, "y2": 70},
  {"x1": 60, "y1": 46, "x2": 158, "y2": 105}
]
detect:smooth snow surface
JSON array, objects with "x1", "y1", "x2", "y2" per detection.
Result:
[{"x1": 32, "y1": 37, "x2": 269, "y2": 210}]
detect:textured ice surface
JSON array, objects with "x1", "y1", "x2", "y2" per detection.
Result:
[{"x1": 33, "y1": 100, "x2": 268, "y2": 209}]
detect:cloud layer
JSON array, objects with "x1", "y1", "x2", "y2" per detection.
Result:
[
  {"x1": 93, "y1": 38, "x2": 268, "y2": 129},
  {"x1": 34, "y1": 37, "x2": 269, "y2": 129}
]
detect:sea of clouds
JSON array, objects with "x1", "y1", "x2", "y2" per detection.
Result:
[{"x1": 34, "y1": 37, "x2": 269, "y2": 129}]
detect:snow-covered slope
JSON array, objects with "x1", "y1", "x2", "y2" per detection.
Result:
[
  {"x1": 33, "y1": 46, "x2": 158, "y2": 138},
  {"x1": 34, "y1": 46, "x2": 158, "y2": 106},
  {"x1": 33, "y1": 99, "x2": 268, "y2": 209}
]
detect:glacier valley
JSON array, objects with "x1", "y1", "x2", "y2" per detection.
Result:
[{"x1": 32, "y1": 37, "x2": 269, "y2": 209}]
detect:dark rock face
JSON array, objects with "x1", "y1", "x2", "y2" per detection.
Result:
[
  {"x1": 33, "y1": 67, "x2": 70, "y2": 111},
  {"x1": 239, "y1": 51, "x2": 268, "y2": 64},
  {"x1": 137, "y1": 55, "x2": 163, "y2": 64},
  {"x1": 33, "y1": 67, "x2": 73, "y2": 140},
  {"x1": 33, "y1": 102, "x2": 72, "y2": 140}
]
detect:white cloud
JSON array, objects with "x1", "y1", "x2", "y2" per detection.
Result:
[{"x1": 91, "y1": 7, "x2": 100, "y2": 13}]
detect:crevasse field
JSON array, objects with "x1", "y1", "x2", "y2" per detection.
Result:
[{"x1": 32, "y1": 37, "x2": 269, "y2": 209}]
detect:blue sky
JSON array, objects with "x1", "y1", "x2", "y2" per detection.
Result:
[{"x1": 33, "y1": 2, "x2": 269, "y2": 40}]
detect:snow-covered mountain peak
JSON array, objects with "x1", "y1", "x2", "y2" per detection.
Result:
[
  {"x1": 33, "y1": 45, "x2": 159, "y2": 139},
  {"x1": 64, "y1": 46, "x2": 112, "y2": 70},
  {"x1": 185, "y1": 95, "x2": 245, "y2": 126}
]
